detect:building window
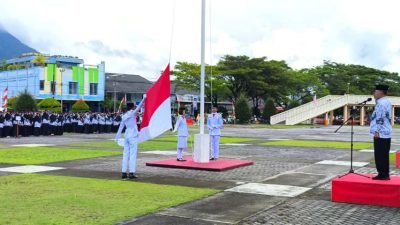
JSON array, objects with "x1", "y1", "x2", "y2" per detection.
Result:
[
  {"x1": 90, "y1": 83, "x2": 98, "y2": 95},
  {"x1": 40, "y1": 80, "x2": 44, "y2": 91},
  {"x1": 50, "y1": 81, "x2": 56, "y2": 94},
  {"x1": 69, "y1": 82, "x2": 78, "y2": 94}
]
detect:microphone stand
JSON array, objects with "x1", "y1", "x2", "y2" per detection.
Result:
[{"x1": 335, "y1": 101, "x2": 370, "y2": 178}]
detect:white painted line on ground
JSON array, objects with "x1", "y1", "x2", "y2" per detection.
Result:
[
  {"x1": 316, "y1": 160, "x2": 369, "y2": 167},
  {"x1": 12, "y1": 144, "x2": 55, "y2": 147},
  {"x1": 221, "y1": 143, "x2": 251, "y2": 146},
  {"x1": 141, "y1": 150, "x2": 177, "y2": 155},
  {"x1": 360, "y1": 149, "x2": 397, "y2": 153},
  {"x1": 226, "y1": 183, "x2": 311, "y2": 197},
  {"x1": 268, "y1": 139, "x2": 291, "y2": 141},
  {"x1": 0, "y1": 165, "x2": 64, "y2": 173}
]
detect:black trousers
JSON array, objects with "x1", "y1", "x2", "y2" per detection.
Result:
[{"x1": 374, "y1": 138, "x2": 391, "y2": 177}]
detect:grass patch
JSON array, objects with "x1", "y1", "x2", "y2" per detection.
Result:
[
  {"x1": 390, "y1": 153, "x2": 396, "y2": 165},
  {"x1": 225, "y1": 124, "x2": 319, "y2": 129},
  {"x1": 261, "y1": 140, "x2": 372, "y2": 150},
  {"x1": 0, "y1": 147, "x2": 120, "y2": 165},
  {"x1": 0, "y1": 174, "x2": 218, "y2": 225},
  {"x1": 370, "y1": 153, "x2": 396, "y2": 166},
  {"x1": 156, "y1": 136, "x2": 257, "y2": 144},
  {"x1": 69, "y1": 140, "x2": 186, "y2": 151}
]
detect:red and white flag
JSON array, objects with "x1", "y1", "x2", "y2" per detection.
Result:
[
  {"x1": 138, "y1": 64, "x2": 172, "y2": 143},
  {"x1": 2, "y1": 87, "x2": 8, "y2": 112}
]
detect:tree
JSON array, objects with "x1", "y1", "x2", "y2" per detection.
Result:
[
  {"x1": 172, "y1": 61, "x2": 229, "y2": 106},
  {"x1": 32, "y1": 55, "x2": 47, "y2": 66},
  {"x1": 262, "y1": 98, "x2": 276, "y2": 123},
  {"x1": 101, "y1": 97, "x2": 114, "y2": 112},
  {"x1": 307, "y1": 61, "x2": 400, "y2": 96},
  {"x1": 72, "y1": 100, "x2": 89, "y2": 113},
  {"x1": 217, "y1": 55, "x2": 253, "y2": 102},
  {"x1": 7, "y1": 97, "x2": 18, "y2": 112},
  {"x1": 235, "y1": 95, "x2": 251, "y2": 124},
  {"x1": 217, "y1": 106, "x2": 228, "y2": 118},
  {"x1": 37, "y1": 98, "x2": 61, "y2": 113},
  {"x1": 15, "y1": 90, "x2": 37, "y2": 112}
]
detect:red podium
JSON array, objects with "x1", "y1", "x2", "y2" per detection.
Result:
[
  {"x1": 332, "y1": 173, "x2": 400, "y2": 208},
  {"x1": 146, "y1": 157, "x2": 253, "y2": 171}
]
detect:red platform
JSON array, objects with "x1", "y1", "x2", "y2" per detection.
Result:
[
  {"x1": 396, "y1": 151, "x2": 400, "y2": 169},
  {"x1": 332, "y1": 173, "x2": 400, "y2": 208},
  {"x1": 146, "y1": 157, "x2": 254, "y2": 171}
]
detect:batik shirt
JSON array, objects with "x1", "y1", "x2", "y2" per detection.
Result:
[{"x1": 370, "y1": 97, "x2": 392, "y2": 138}]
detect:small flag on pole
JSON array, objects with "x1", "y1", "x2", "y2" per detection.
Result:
[
  {"x1": 117, "y1": 96, "x2": 127, "y2": 113},
  {"x1": 2, "y1": 87, "x2": 8, "y2": 112}
]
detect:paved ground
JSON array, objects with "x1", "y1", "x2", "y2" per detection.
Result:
[{"x1": 1, "y1": 125, "x2": 400, "y2": 225}]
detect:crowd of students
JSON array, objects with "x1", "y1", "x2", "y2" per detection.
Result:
[{"x1": 0, "y1": 111, "x2": 138, "y2": 138}]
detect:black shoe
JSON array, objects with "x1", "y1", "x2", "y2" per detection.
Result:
[
  {"x1": 372, "y1": 175, "x2": 390, "y2": 180},
  {"x1": 210, "y1": 158, "x2": 215, "y2": 161},
  {"x1": 177, "y1": 158, "x2": 187, "y2": 162},
  {"x1": 128, "y1": 173, "x2": 138, "y2": 179},
  {"x1": 121, "y1": 173, "x2": 128, "y2": 179}
]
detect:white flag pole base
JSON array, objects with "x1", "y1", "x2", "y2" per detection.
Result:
[{"x1": 193, "y1": 133, "x2": 210, "y2": 163}]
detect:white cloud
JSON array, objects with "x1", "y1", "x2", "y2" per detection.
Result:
[{"x1": 1, "y1": 0, "x2": 400, "y2": 79}]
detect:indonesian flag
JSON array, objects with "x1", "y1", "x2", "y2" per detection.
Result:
[
  {"x1": 2, "y1": 87, "x2": 8, "y2": 112},
  {"x1": 138, "y1": 64, "x2": 172, "y2": 143}
]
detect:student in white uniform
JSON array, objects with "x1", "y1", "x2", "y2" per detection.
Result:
[
  {"x1": 207, "y1": 106, "x2": 223, "y2": 160},
  {"x1": 173, "y1": 109, "x2": 189, "y2": 161},
  {"x1": 115, "y1": 95, "x2": 146, "y2": 179}
]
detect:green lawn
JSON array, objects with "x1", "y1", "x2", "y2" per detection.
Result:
[
  {"x1": 225, "y1": 124, "x2": 319, "y2": 129},
  {"x1": 0, "y1": 147, "x2": 120, "y2": 165},
  {"x1": 69, "y1": 135, "x2": 257, "y2": 152},
  {"x1": 261, "y1": 140, "x2": 372, "y2": 150},
  {"x1": 390, "y1": 153, "x2": 396, "y2": 165},
  {"x1": 156, "y1": 136, "x2": 257, "y2": 144},
  {"x1": 69, "y1": 140, "x2": 184, "y2": 151},
  {"x1": 370, "y1": 153, "x2": 397, "y2": 166},
  {"x1": 0, "y1": 174, "x2": 218, "y2": 225}
]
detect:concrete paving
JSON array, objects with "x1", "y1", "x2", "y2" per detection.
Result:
[{"x1": 1, "y1": 125, "x2": 400, "y2": 224}]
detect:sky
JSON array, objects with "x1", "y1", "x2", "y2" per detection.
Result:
[{"x1": 0, "y1": 0, "x2": 400, "y2": 80}]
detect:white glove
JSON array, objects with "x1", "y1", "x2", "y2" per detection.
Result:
[{"x1": 143, "y1": 94, "x2": 147, "y2": 99}]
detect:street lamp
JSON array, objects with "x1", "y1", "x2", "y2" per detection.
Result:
[
  {"x1": 113, "y1": 81, "x2": 117, "y2": 112},
  {"x1": 347, "y1": 83, "x2": 350, "y2": 94},
  {"x1": 60, "y1": 68, "x2": 65, "y2": 112}
]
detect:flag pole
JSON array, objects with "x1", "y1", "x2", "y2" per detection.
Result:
[
  {"x1": 200, "y1": 0, "x2": 206, "y2": 135},
  {"x1": 193, "y1": 0, "x2": 210, "y2": 163}
]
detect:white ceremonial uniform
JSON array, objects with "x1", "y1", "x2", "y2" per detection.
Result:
[
  {"x1": 115, "y1": 98, "x2": 145, "y2": 173},
  {"x1": 173, "y1": 115, "x2": 189, "y2": 160},
  {"x1": 207, "y1": 113, "x2": 223, "y2": 159}
]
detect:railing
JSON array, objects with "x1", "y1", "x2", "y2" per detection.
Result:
[
  {"x1": 285, "y1": 95, "x2": 348, "y2": 125},
  {"x1": 270, "y1": 95, "x2": 343, "y2": 124},
  {"x1": 271, "y1": 94, "x2": 400, "y2": 125}
]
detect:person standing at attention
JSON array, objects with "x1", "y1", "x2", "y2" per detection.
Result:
[
  {"x1": 370, "y1": 84, "x2": 392, "y2": 180},
  {"x1": 173, "y1": 109, "x2": 189, "y2": 162},
  {"x1": 207, "y1": 106, "x2": 223, "y2": 160}
]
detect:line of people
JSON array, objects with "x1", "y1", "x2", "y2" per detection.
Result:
[{"x1": 0, "y1": 111, "x2": 131, "y2": 138}]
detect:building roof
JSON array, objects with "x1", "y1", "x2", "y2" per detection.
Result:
[
  {"x1": 171, "y1": 81, "x2": 200, "y2": 96},
  {"x1": 105, "y1": 73, "x2": 153, "y2": 93},
  {"x1": 105, "y1": 73, "x2": 201, "y2": 96},
  {"x1": 5, "y1": 53, "x2": 84, "y2": 65}
]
